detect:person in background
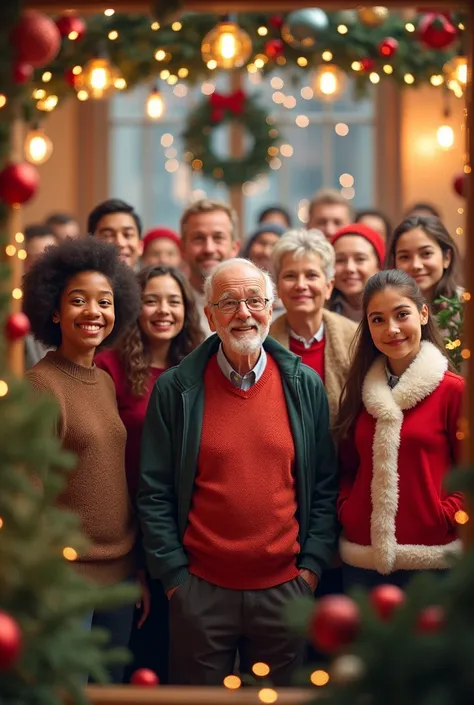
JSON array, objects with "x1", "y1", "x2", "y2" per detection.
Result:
[
  {"x1": 88, "y1": 198, "x2": 143, "y2": 270},
  {"x1": 180, "y1": 199, "x2": 240, "y2": 337},
  {"x1": 385, "y1": 215, "x2": 461, "y2": 315},
  {"x1": 23, "y1": 238, "x2": 145, "y2": 683},
  {"x1": 257, "y1": 205, "x2": 292, "y2": 229},
  {"x1": 141, "y1": 228, "x2": 182, "y2": 269},
  {"x1": 329, "y1": 223, "x2": 385, "y2": 323},
  {"x1": 307, "y1": 189, "x2": 354, "y2": 239},
  {"x1": 95, "y1": 264, "x2": 203, "y2": 683},
  {"x1": 44, "y1": 212, "x2": 81, "y2": 241},
  {"x1": 242, "y1": 222, "x2": 286, "y2": 276},
  {"x1": 23, "y1": 224, "x2": 59, "y2": 369},
  {"x1": 270, "y1": 229, "x2": 356, "y2": 423},
  {"x1": 355, "y1": 208, "x2": 392, "y2": 241},
  {"x1": 334, "y1": 270, "x2": 463, "y2": 590},
  {"x1": 138, "y1": 258, "x2": 338, "y2": 686},
  {"x1": 403, "y1": 202, "x2": 441, "y2": 220}
]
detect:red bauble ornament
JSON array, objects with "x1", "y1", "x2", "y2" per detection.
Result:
[
  {"x1": 418, "y1": 13, "x2": 457, "y2": 50},
  {"x1": 370, "y1": 585, "x2": 405, "y2": 620},
  {"x1": 310, "y1": 595, "x2": 360, "y2": 654},
  {"x1": 359, "y1": 58, "x2": 376, "y2": 73},
  {"x1": 265, "y1": 38, "x2": 285, "y2": 59},
  {"x1": 378, "y1": 38, "x2": 399, "y2": 58},
  {"x1": 10, "y1": 10, "x2": 61, "y2": 68},
  {"x1": 453, "y1": 173, "x2": 466, "y2": 197},
  {"x1": 64, "y1": 68, "x2": 79, "y2": 87},
  {"x1": 0, "y1": 163, "x2": 40, "y2": 206},
  {"x1": 0, "y1": 612, "x2": 22, "y2": 671},
  {"x1": 13, "y1": 63, "x2": 33, "y2": 84},
  {"x1": 269, "y1": 15, "x2": 284, "y2": 30},
  {"x1": 417, "y1": 606, "x2": 445, "y2": 634},
  {"x1": 130, "y1": 668, "x2": 160, "y2": 686},
  {"x1": 55, "y1": 14, "x2": 86, "y2": 41},
  {"x1": 5, "y1": 313, "x2": 31, "y2": 342}
]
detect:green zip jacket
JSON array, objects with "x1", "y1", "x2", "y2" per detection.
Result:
[{"x1": 138, "y1": 334, "x2": 338, "y2": 593}]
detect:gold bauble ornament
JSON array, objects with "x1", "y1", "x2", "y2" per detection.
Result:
[{"x1": 357, "y1": 7, "x2": 389, "y2": 28}]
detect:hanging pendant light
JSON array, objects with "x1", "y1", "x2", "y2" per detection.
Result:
[{"x1": 201, "y1": 15, "x2": 252, "y2": 69}]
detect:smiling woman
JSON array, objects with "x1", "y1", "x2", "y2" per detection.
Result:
[{"x1": 22, "y1": 237, "x2": 143, "y2": 684}]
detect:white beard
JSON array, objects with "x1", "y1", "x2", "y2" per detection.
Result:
[{"x1": 216, "y1": 317, "x2": 270, "y2": 356}]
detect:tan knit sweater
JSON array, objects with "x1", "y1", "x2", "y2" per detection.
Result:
[{"x1": 26, "y1": 350, "x2": 137, "y2": 585}]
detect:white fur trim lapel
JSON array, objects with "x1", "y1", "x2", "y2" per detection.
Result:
[{"x1": 359, "y1": 341, "x2": 448, "y2": 574}]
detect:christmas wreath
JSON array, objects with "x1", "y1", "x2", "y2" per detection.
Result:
[{"x1": 181, "y1": 89, "x2": 279, "y2": 187}]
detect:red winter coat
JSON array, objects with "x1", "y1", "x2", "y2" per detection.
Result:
[{"x1": 338, "y1": 341, "x2": 464, "y2": 574}]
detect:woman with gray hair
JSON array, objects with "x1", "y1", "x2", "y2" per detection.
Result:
[{"x1": 270, "y1": 229, "x2": 357, "y2": 423}]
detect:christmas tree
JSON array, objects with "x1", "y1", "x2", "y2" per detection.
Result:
[{"x1": 0, "y1": 3, "x2": 136, "y2": 704}]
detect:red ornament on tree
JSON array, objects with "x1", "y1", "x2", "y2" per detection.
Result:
[
  {"x1": 269, "y1": 15, "x2": 284, "y2": 30},
  {"x1": 418, "y1": 13, "x2": 457, "y2": 50},
  {"x1": 55, "y1": 14, "x2": 86, "y2": 41},
  {"x1": 0, "y1": 612, "x2": 22, "y2": 671},
  {"x1": 453, "y1": 173, "x2": 466, "y2": 197},
  {"x1": 10, "y1": 10, "x2": 61, "y2": 68},
  {"x1": 13, "y1": 63, "x2": 33, "y2": 84},
  {"x1": 359, "y1": 58, "x2": 376, "y2": 73},
  {"x1": 0, "y1": 163, "x2": 40, "y2": 206},
  {"x1": 130, "y1": 668, "x2": 160, "y2": 686},
  {"x1": 370, "y1": 585, "x2": 405, "y2": 620},
  {"x1": 378, "y1": 38, "x2": 399, "y2": 58},
  {"x1": 417, "y1": 606, "x2": 445, "y2": 634},
  {"x1": 265, "y1": 38, "x2": 285, "y2": 59},
  {"x1": 310, "y1": 595, "x2": 360, "y2": 654},
  {"x1": 5, "y1": 313, "x2": 31, "y2": 342}
]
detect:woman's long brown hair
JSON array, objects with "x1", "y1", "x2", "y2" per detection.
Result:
[
  {"x1": 385, "y1": 215, "x2": 461, "y2": 312},
  {"x1": 333, "y1": 269, "x2": 454, "y2": 443},
  {"x1": 117, "y1": 265, "x2": 204, "y2": 396}
]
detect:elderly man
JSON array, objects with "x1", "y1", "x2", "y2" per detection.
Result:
[{"x1": 138, "y1": 258, "x2": 338, "y2": 686}]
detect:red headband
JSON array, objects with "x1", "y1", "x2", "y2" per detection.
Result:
[
  {"x1": 331, "y1": 223, "x2": 386, "y2": 266},
  {"x1": 143, "y1": 228, "x2": 182, "y2": 252}
]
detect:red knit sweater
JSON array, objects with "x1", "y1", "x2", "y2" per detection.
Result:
[
  {"x1": 184, "y1": 354, "x2": 300, "y2": 589},
  {"x1": 289, "y1": 336, "x2": 325, "y2": 382}
]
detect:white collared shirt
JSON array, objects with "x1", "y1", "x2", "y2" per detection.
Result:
[
  {"x1": 289, "y1": 322, "x2": 325, "y2": 349},
  {"x1": 217, "y1": 344, "x2": 267, "y2": 390}
]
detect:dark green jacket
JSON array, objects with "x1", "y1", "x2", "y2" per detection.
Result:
[{"x1": 138, "y1": 334, "x2": 338, "y2": 592}]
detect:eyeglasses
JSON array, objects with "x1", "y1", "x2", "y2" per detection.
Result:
[{"x1": 210, "y1": 296, "x2": 270, "y2": 314}]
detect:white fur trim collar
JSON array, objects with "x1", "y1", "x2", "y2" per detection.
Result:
[{"x1": 346, "y1": 342, "x2": 452, "y2": 574}]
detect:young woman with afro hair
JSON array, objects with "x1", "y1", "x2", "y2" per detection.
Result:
[{"x1": 23, "y1": 237, "x2": 147, "y2": 683}]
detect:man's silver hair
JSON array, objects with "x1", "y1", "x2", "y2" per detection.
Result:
[
  {"x1": 204, "y1": 257, "x2": 275, "y2": 304},
  {"x1": 271, "y1": 228, "x2": 336, "y2": 281}
]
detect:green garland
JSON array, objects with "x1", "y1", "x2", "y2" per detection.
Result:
[
  {"x1": 27, "y1": 10, "x2": 466, "y2": 112},
  {"x1": 182, "y1": 90, "x2": 279, "y2": 187},
  {"x1": 435, "y1": 293, "x2": 465, "y2": 372}
]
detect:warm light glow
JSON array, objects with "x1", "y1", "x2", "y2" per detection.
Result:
[
  {"x1": 0, "y1": 381, "x2": 8, "y2": 397},
  {"x1": 5, "y1": 245, "x2": 16, "y2": 256},
  {"x1": 405, "y1": 22, "x2": 415, "y2": 32},
  {"x1": 272, "y1": 91, "x2": 284, "y2": 104},
  {"x1": 172, "y1": 21, "x2": 182, "y2": 31},
  {"x1": 114, "y1": 77, "x2": 126, "y2": 90},
  {"x1": 444, "y1": 56, "x2": 468, "y2": 87},
  {"x1": 161, "y1": 133, "x2": 174, "y2": 147},
  {"x1": 351, "y1": 61, "x2": 362, "y2": 72},
  {"x1": 295, "y1": 115, "x2": 309, "y2": 128},
  {"x1": 255, "y1": 57, "x2": 266, "y2": 69},
  {"x1": 383, "y1": 65, "x2": 393, "y2": 74},
  {"x1": 77, "y1": 90, "x2": 89, "y2": 101},
  {"x1": 341, "y1": 187, "x2": 355, "y2": 200},
  {"x1": 25, "y1": 128, "x2": 53, "y2": 165},
  {"x1": 283, "y1": 96, "x2": 296, "y2": 109},
  {"x1": 37, "y1": 95, "x2": 59, "y2": 112},
  {"x1": 167, "y1": 75, "x2": 178, "y2": 85},
  {"x1": 311, "y1": 670, "x2": 330, "y2": 686},
  {"x1": 259, "y1": 688, "x2": 278, "y2": 703},
  {"x1": 178, "y1": 68, "x2": 189, "y2": 78},
  {"x1": 404, "y1": 73, "x2": 415, "y2": 84},
  {"x1": 75, "y1": 57, "x2": 122, "y2": 99},
  {"x1": 339, "y1": 173, "x2": 354, "y2": 187},
  {"x1": 0, "y1": 517, "x2": 3, "y2": 528},
  {"x1": 223, "y1": 675, "x2": 241, "y2": 690},
  {"x1": 146, "y1": 88, "x2": 165, "y2": 119},
  {"x1": 301, "y1": 86, "x2": 314, "y2": 100},
  {"x1": 430, "y1": 74, "x2": 444, "y2": 87},
  {"x1": 455, "y1": 510, "x2": 469, "y2": 525},
  {"x1": 15, "y1": 232, "x2": 24, "y2": 243},
  {"x1": 165, "y1": 159, "x2": 179, "y2": 173},
  {"x1": 456, "y1": 227, "x2": 464, "y2": 235},
  {"x1": 280, "y1": 144, "x2": 294, "y2": 157},
  {"x1": 461, "y1": 349, "x2": 471, "y2": 359},
  {"x1": 12, "y1": 288, "x2": 23, "y2": 300},
  {"x1": 271, "y1": 77, "x2": 284, "y2": 89},
  {"x1": 155, "y1": 49, "x2": 166, "y2": 61},
  {"x1": 322, "y1": 51, "x2": 333, "y2": 61},
  {"x1": 18, "y1": 249, "x2": 27, "y2": 260},
  {"x1": 151, "y1": 21, "x2": 160, "y2": 30},
  {"x1": 436, "y1": 125, "x2": 454, "y2": 150},
  {"x1": 0, "y1": 95, "x2": 6, "y2": 109},
  {"x1": 104, "y1": 8, "x2": 115, "y2": 16},
  {"x1": 297, "y1": 57, "x2": 308, "y2": 67},
  {"x1": 464, "y1": 165, "x2": 472, "y2": 174},
  {"x1": 192, "y1": 159, "x2": 203, "y2": 170},
  {"x1": 335, "y1": 123, "x2": 349, "y2": 136},
  {"x1": 201, "y1": 20, "x2": 252, "y2": 69},
  {"x1": 257, "y1": 26, "x2": 268, "y2": 36},
  {"x1": 462, "y1": 291, "x2": 471, "y2": 301},
  {"x1": 253, "y1": 662, "x2": 271, "y2": 677},
  {"x1": 337, "y1": 24, "x2": 348, "y2": 34},
  {"x1": 312, "y1": 64, "x2": 345, "y2": 99},
  {"x1": 207, "y1": 60, "x2": 218, "y2": 70},
  {"x1": 73, "y1": 65, "x2": 82, "y2": 75},
  {"x1": 42, "y1": 71, "x2": 52, "y2": 82},
  {"x1": 369, "y1": 72, "x2": 380, "y2": 84},
  {"x1": 63, "y1": 547, "x2": 78, "y2": 561},
  {"x1": 201, "y1": 81, "x2": 215, "y2": 95},
  {"x1": 458, "y1": 207, "x2": 464, "y2": 215},
  {"x1": 33, "y1": 89, "x2": 46, "y2": 99}
]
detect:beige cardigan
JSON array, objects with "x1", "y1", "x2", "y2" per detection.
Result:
[{"x1": 269, "y1": 309, "x2": 357, "y2": 423}]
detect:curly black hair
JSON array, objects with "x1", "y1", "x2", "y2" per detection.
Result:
[{"x1": 23, "y1": 237, "x2": 141, "y2": 348}]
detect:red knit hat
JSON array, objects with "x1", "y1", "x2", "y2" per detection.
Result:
[
  {"x1": 142, "y1": 228, "x2": 182, "y2": 252},
  {"x1": 331, "y1": 223, "x2": 386, "y2": 266}
]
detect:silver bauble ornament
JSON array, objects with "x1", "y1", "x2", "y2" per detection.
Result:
[{"x1": 282, "y1": 9, "x2": 329, "y2": 50}]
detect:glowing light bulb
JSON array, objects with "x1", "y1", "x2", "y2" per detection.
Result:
[
  {"x1": 24, "y1": 128, "x2": 53, "y2": 165},
  {"x1": 146, "y1": 88, "x2": 165, "y2": 119},
  {"x1": 311, "y1": 65, "x2": 345, "y2": 100},
  {"x1": 201, "y1": 20, "x2": 252, "y2": 69},
  {"x1": 74, "y1": 56, "x2": 121, "y2": 99},
  {"x1": 437, "y1": 125, "x2": 454, "y2": 150}
]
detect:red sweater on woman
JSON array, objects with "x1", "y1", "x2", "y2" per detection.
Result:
[
  {"x1": 95, "y1": 349, "x2": 164, "y2": 497},
  {"x1": 338, "y1": 341, "x2": 464, "y2": 575},
  {"x1": 184, "y1": 354, "x2": 300, "y2": 589}
]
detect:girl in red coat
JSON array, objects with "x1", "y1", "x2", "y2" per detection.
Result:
[{"x1": 334, "y1": 269, "x2": 464, "y2": 590}]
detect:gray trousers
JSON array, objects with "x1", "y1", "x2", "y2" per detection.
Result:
[{"x1": 169, "y1": 573, "x2": 311, "y2": 686}]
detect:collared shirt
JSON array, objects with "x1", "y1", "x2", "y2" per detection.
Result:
[
  {"x1": 385, "y1": 363, "x2": 399, "y2": 389},
  {"x1": 192, "y1": 286, "x2": 213, "y2": 339},
  {"x1": 217, "y1": 344, "x2": 267, "y2": 390},
  {"x1": 289, "y1": 322, "x2": 325, "y2": 350}
]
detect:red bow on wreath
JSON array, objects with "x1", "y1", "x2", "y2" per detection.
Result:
[{"x1": 209, "y1": 89, "x2": 246, "y2": 123}]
